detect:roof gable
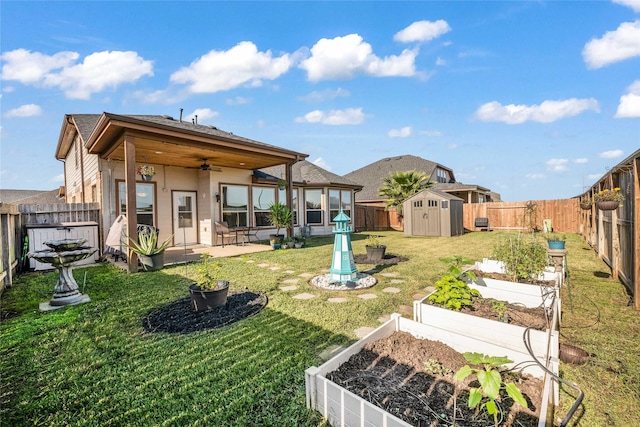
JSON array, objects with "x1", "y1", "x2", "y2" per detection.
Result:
[{"x1": 258, "y1": 160, "x2": 362, "y2": 188}]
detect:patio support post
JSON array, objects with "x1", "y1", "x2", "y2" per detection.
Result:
[
  {"x1": 634, "y1": 157, "x2": 640, "y2": 309},
  {"x1": 286, "y1": 162, "x2": 293, "y2": 238},
  {"x1": 124, "y1": 133, "x2": 138, "y2": 273}
]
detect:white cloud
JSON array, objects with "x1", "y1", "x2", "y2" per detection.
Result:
[
  {"x1": 311, "y1": 157, "x2": 332, "y2": 171},
  {"x1": 435, "y1": 57, "x2": 447, "y2": 66},
  {"x1": 298, "y1": 88, "x2": 350, "y2": 102},
  {"x1": 582, "y1": 20, "x2": 640, "y2": 69},
  {"x1": 299, "y1": 34, "x2": 417, "y2": 81},
  {"x1": 226, "y1": 96, "x2": 251, "y2": 105},
  {"x1": 599, "y1": 149, "x2": 624, "y2": 159},
  {"x1": 393, "y1": 20, "x2": 451, "y2": 43},
  {"x1": 615, "y1": 80, "x2": 640, "y2": 118},
  {"x1": 1, "y1": 49, "x2": 153, "y2": 99},
  {"x1": 188, "y1": 108, "x2": 218, "y2": 123},
  {"x1": 474, "y1": 98, "x2": 600, "y2": 124},
  {"x1": 574, "y1": 158, "x2": 589, "y2": 164},
  {"x1": 526, "y1": 173, "x2": 545, "y2": 179},
  {"x1": 170, "y1": 41, "x2": 292, "y2": 93},
  {"x1": 50, "y1": 173, "x2": 65, "y2": 183},
  {"x1": 388, "y1": 126, "x2": 412, "y2": 137},
  {"x1": 5, "y1": 104, "x2": 42, "y2": 117},
  {"x1": 546, "y1": 158, "x2": 569, "y2": 172},
  {"x1": 295, "y1": 108, "x2": 365, "y2": 125},
  {"x1": 613, "y1": 0, "x2": 640, "y2": 12}
]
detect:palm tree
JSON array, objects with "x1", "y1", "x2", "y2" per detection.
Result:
[{"x1": 378, "y1": 170, "x2": 432, "y2": 218}]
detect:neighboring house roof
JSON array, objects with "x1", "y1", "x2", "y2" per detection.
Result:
[
  {"x1": 432, "y1": 182, "x2": 491, "y2": 192},
  {"x1": 257, "y1": 160, "x2": 362, "y2": 189},
  {"x1": 56, "y1": 113, "x2": 308, "y2": 171},
  {"x1": 0, "y1": 189, "x2": 64, "y2": 204},
  {"x1": 343, "y1": 154, "x2": 455, "y2": 201}
]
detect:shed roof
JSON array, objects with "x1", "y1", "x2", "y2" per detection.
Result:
[{"x1": 405, "y1": 188, "x2": 464, "y2": 202}]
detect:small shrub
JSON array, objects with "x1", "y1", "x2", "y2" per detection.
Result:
[{"x1": 492, "y1": 233, "x2": 548, "y2": 282}]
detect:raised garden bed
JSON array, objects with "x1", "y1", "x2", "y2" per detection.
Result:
[
  {"x1": 306, "y1": 315, "x2": 555, "y2": 427},
  {"x1": 474, "y1": 258, "x2": 563, "y2": 287}
]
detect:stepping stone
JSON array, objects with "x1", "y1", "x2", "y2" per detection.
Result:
[
  {"x1": 380, "y1": 272, "x2": 398, "y2": 277},
  {"x1": 282, "y1": 278, "x2": 299, "y2": 284},
  {"x1": 378, "y1": 314, "x2": 391, "y2": 323},
  {"x1": 246, "y1": 260, "x2": 255, "y2": 263},
  {"x1": 319, "y1": 344, "x2": 344, "y2": 361},
  {"x1": 390, "y1": 279, "x2": 405, "y2": 284},
  {"x1": 382, "y1": 287, "x2": 401, "y2": 294},
  {"x1": 280, "y1": 285, "x2": 298, "y2": 292},
  {"x1": 269, "y1": 266, "x2": 281, "y2": 271},
  {"x1": 398, "y1": 305, "x2": 413, "y2": 316},
  {"x1": 298, "y1": 272, "x2": 314, "y2": 278},
  {"x1": 328, "y1": 297, "x2": 348, "y2": 303},
  {"x1": 257, "y1": 263, "x2": 270, "y2": 268},
  {"x1": 358, "y1": 293, "x2": 378, "y2": 300},
  {"x1": 424, "y1": 286, "x2": 435, "y2": 293},
  {"x1": 354, "y1": 327, "x2": 376, "y2": 338},
  {"x1": 284, "y1": 270, "x2": 295, "y2": 274},
  {"x1": 412, "y1": 293, "x2": 427, "y2": 301},
  {"x1": 292, "y1": 293, "x2": 316, "y2": 300}
]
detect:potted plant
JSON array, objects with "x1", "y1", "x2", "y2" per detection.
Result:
[
  {"x1": 137, "y1": 164, "x2": 156, "y2": 181},
  {"x1": 268, "y1": 202, "x2": 293, "y2": 249},
  {"x1": 283, "y1": 236, "x2": 295, "y2": 249},
  {"x1": 188, "y1": 253, "x2": 229, "y2": 312},
  {"x1": 580, "y1": 197, "x2": 593, "y2": 210},
  {"x1": 124, "y1": 228, "x2": 172, "y2": 271},
  {"x1": 294, "y1": 233, "x2": 305, "y2": 249},
  {"x1": 365, "y1": 234, "x2": 386, "y2": 261},
  {"x1": 276, "y1": 179, "x2": 287, "y2": 190},
  {"x1": 593, "y1": 187, "x2": 624, "y2": 211},
  {"x1": 545, "y1": 233, "x2": 566, "y2": 250}
]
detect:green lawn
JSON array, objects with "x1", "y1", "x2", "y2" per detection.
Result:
[{"x1": 1, "y1": 231, "x2": 638, "y2": 426}]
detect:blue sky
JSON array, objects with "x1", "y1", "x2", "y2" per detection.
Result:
[{"x1": 1, "y1": 0, "x2": 639, "y2": 201}]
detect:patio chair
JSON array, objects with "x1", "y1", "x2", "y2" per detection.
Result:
[{"x1": 214, "y1": 221, "x2": 236, "y2": 247}]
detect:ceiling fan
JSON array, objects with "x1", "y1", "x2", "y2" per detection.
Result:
[{"x1": 200, "y1": 159, "x2": 211, "y2": 171}]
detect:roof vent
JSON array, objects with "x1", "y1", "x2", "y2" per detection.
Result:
[
  {"x1": 162, "y1": 115, "x2": 174, "y2": 120},
  {"x1": 208, "y1": 125, "x2": 218, "y2": 130}
]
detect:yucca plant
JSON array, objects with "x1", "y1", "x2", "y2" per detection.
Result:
[{"x1": 125, "y1": 229, "x2": 172, "y2": 256}]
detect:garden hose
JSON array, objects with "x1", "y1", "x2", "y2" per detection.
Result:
[{"x1": 522, "y1": 327, "x2": 583, "y2": 427}]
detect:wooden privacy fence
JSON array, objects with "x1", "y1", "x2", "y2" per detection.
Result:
[
  {"x1": 0, "y1": 203, "x2": 101, "y2": 289},
  {"x1": 463, "y1": 199, "x2": 580, "y2": 233}
]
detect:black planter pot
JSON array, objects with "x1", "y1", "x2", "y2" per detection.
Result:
[
  {"x1": 365, "y1": 245, "x2": 387, "y2": 261},
  {"x1": 139, "y1": 252, "x2": 165, "y2": 271},
  {"x1": 189, "y1": 281, "x2": 230, "y2": 312}
]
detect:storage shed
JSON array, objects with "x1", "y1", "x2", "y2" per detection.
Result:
[{"x1": 403, "y1": 189, "x2": 464, "y2": 237}]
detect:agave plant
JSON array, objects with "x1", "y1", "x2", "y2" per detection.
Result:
[{"x1": 125, "y1": 229, "x2": 172, "y2": 256}]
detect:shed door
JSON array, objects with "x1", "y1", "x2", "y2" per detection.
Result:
[
  {"x1": 424, "y1": 199, "x2": 441, "y2": 236},
  {"x1": 412, "y1": 200, "x2": 426, "y2": 236}
]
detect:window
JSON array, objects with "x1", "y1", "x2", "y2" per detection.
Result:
[
  {"x1": 253, "y1": 187, "x2": 275, "y2": 227},
  {"x1": 436, "y1": 168, "x2": 450, "y2": 183},
  {"x1": 278, "y1": 188, "x2": 299, "y2": 225},
  {"x1": 222, "y1": 185, "x2": 248, "y2": 227},
  {"x1": 305, "y1": 189, "x2": 323, "y2": 224},
  {"x1": 329, "y1": 189, "x2": 352, "y2": 222},
  {"x1": 118, "y1": 182, "x2": 155, "y2": 226}
]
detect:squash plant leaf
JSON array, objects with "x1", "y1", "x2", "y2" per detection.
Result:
[
  {"x1": 505, "y1": 382, "x2": 528, "y2": 408},
  {"x1": 468, "y1": 388, "x2": 482, "y2": 408},
  {"x1": 477, "y1": 370, "x2": 501, "y2": 400}
]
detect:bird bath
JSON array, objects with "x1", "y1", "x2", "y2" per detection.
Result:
[{"x1": 28, "y1": 238, "x2": 98, "y2": 311}]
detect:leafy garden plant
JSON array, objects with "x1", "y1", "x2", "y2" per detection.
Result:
[
  {"x1": 492, "y1": 233, "x2": 549, "y2": 282},
  {"x1": 125, "y1": 229, "x2": 172, "y2": 256},
  {"x1": 454, "y1": 352, "x2": 528, "y2": 427},
  {"x1": 193, "y1": 253, "x2": 224, "y2": 290},
  {"x1": 428, "y1": 256, "x2": 480, "y2": 310},
  {"x1": 593, "y1": 187, "x2": 624, "y2": 203}
]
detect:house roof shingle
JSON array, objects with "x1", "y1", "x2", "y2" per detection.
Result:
[
  {"x1": 0, "y1": 189, "x2": 64, "y2": 205},
  {"x1": 258, "y1": 160, "x2": 362, "y2": 189},
  {"x1": 343, "y1": 154, "x2": 453, "y2": 201}
]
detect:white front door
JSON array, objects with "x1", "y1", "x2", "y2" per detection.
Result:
[{"x1": 173, "y1": 191, "x2": 198, "y2": 245}]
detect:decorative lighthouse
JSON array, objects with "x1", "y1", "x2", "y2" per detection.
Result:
[{"x1": 329, "y1": 209, "x2": 358, "y2": 284}]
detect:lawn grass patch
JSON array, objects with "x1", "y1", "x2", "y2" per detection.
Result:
[{"x1": 1, "y1": 230, "x2": 638, "y2": 426}]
